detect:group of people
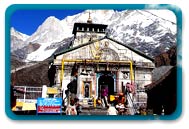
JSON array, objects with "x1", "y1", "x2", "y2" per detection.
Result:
[
  {"x1": 64, "y1": 93, "x2": 127, "y2": 115},
  {"x1": 107, "y1": 102, "x2": 127, "y2": 115},
  {"x1": 94, "y1": 92, "x2": 129, "y2": 115},
  {"x1": 64, "y1": 95, "x2": 147, "y2": 116},
  {"x1": 106, "y1": 93, "x2": 129, "y2": 115}
]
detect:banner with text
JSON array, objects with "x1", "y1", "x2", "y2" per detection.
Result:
[{"x1": 37, "y1": 98, "x2": 62, "y2": 113}]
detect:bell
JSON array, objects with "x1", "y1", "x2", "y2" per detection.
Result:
[
  {"x1": 106, "y1": 66, "x2": 109, "y2": 71},
  {"x1": 106, "y1": 63, "x2": 109, "y2": 71},
  {"x1": 80, "y1": 69, "x2": 88, "y2": 76},
  {"x1": 96, "y1": 64, "x2": 99, "y2": 72}
]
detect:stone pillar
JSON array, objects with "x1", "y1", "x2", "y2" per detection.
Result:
[{"x1": 77, "y1": 74, "x2": 83, "y2": 99}]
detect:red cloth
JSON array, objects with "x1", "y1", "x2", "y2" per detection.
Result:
[
  {"x1": 101, "y1": 88, "x2": 108, "y2": 97},
  {"x1": 126, "y1": 82, "x2": 135, "y2": 94}
]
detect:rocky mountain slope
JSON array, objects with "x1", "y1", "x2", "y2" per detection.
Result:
[
  {"x1": 154, "y1": 45, "x2": 176, "y2": 67},
  {"x1": 11, "y1": 61, "x2": 49, "y2": 86},
  {"x1": 152, "y1": 45, "x2": 176, "y2": 82},
  {"x1": 11, "y1": 27, "x2": 29, "y2": 52}
]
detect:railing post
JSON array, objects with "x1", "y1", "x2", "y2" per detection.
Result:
[
  {"x1": 42, "y1": 85, "x2": 47, "y2": 98},
  {"x1": 24, "y1": 86, "x2": 26, "y2": 102}
]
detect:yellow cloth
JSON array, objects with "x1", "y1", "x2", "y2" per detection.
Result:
[
  {"x1": 22, "y1": 103, "x2": 36, "y2": 111},
  {"x1": 12, "y1": 106, "x2": 17, "y2": 111},
  {"x1": 110, "y1": 95, "x2": 115, "y2": 102},
  {"x1": 16, "y1": 101, "x2": 24, "y2": 107},
  {"x1": 47, "y1": 87, "x2": 58, "y2": 94}
]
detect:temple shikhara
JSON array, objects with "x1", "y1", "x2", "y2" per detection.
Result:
[{"x1": 49, "y1": 13, "x2": 155, "y2": 114}]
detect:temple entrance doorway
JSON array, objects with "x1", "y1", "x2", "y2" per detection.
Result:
[{"x1": 98, "y1": 73, "x2": 114, "y2": 99}]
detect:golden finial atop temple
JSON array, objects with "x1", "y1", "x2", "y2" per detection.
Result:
[{"x1": 87, "y1": 11, "x2": 92, "y2": 24}]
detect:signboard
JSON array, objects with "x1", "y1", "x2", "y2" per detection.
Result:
[
  {"x1": 37, "y1": 98, "x2": 62, "y2": 113},
  {"x1": 22, "y1": 102, "x2": 36, "y2": 111}
]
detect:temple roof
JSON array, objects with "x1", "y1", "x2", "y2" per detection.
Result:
[
  {"x1": 53, "y1": 36, "x2": 154, "y2": 62},
  {"x1": 145, "y1": 66, "x2": 175, "y2": 91}
]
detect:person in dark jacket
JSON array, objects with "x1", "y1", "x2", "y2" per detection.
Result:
[{"x1": 48, "y1": 63, "x2": 56, "y2": 87}]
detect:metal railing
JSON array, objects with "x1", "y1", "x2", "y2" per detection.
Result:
[{"x1": 14, "y1": 86, "x2": 42, "y2": 103}]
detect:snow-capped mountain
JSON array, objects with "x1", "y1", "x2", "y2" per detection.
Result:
[
  {"x1": 26, "y1": 16, "x2": 65, "y2": 44},
  {"x1": 11, "y1": 27, "x2": 30, "y2": 52},
  {"x1": 11, "y1": 9, "x2": 176, "y2": 61},
  {"x1": 106, "y1": 10, "x2": 176, "y2": 56}
]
